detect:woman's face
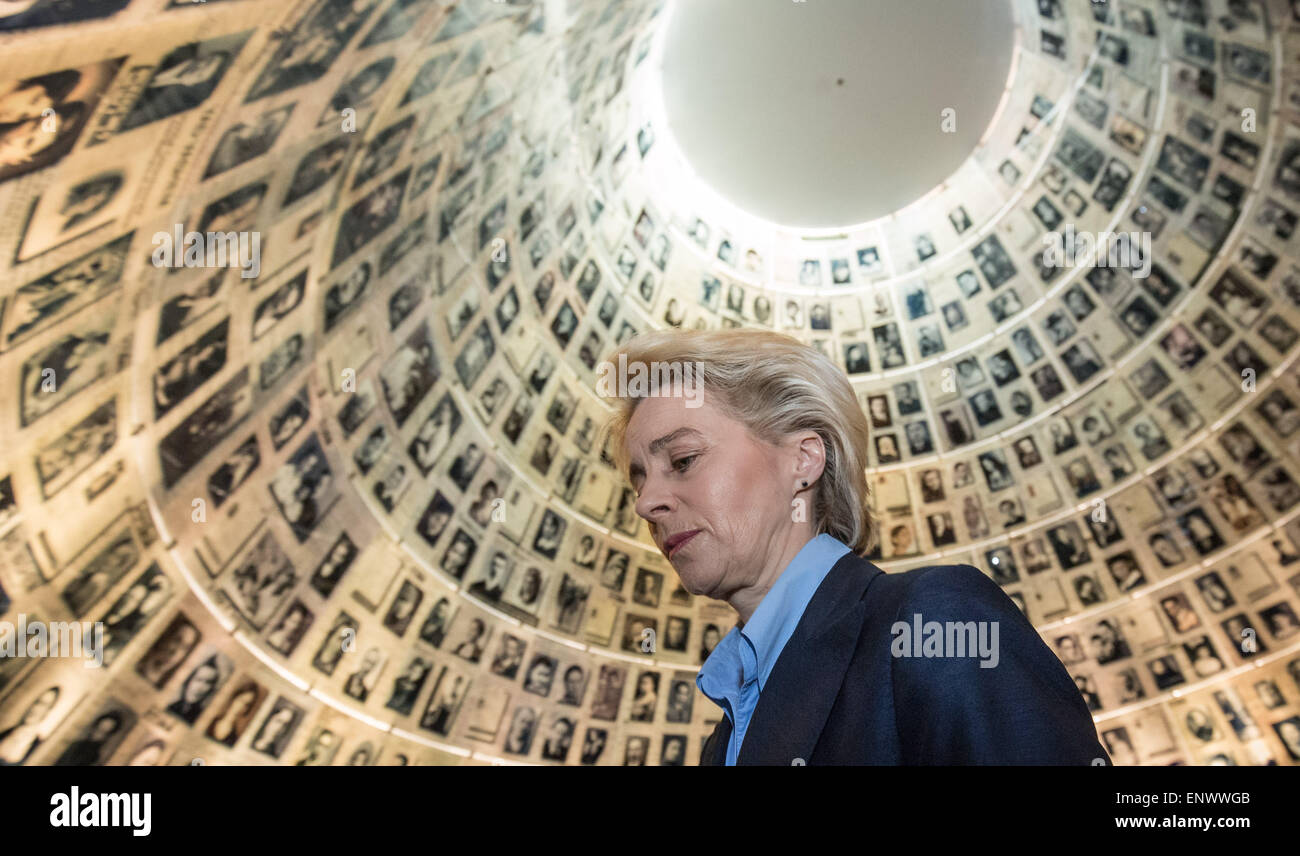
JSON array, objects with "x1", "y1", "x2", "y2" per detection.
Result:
[
  {"x1": 64, "y1": 182, "x2": 115, "y2": 219},
  {"x1": 108, "y1": 583, "x2": 149, "y2": 623},
  {"x1": 426, "y1": 510, "x2": 450, "y2": 535},
  {"x1": 529, "y1": 661, "x2": 553, "y2": 687},
  {"x1": 281, "y1": 609, "x2": 304, "y2": 635},
  {"x1": 129, "y1": 743, "x2": 164, "y2": 766},
  {"x1": 154, "y1": 54, "x2": 224, "y2": 89},
  {"x1": 0, "y1": 117, "x2": 52, "y2": 167},
  {"x1": 511, "y1": 710, "x2": 534, "y2": 739},
  {"x1": 626, "y1": 392, "x2": 816, "y2": 600},
  {"x1": 446, "y1": 539, "x2": 469, "y2": 568},
  {"x1": 185, "y1": 664, "x2": 219, "y2": 703},
  {"x1": 232, "y1": 689, "x2": 257, "y2": 717},
  {"x1": 262, "y1": 708, "x2": 292, "y2": 736},
  {"x1": 392, "y1": 588, "x2": 416, "y2": 619},
  {"x1": 0, "y1": 82, "x2": 54, "y2": 124},
  {"x1": 278, "y1": 412, "x2": 304, "y2": 437},
  {"x1": 24, "y1": 688, "x2": 58, "y2": 725}
]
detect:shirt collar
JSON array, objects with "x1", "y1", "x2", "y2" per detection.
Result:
[
  {"x1": 696, "y1": 532, "x2": 851, "y2": 705},
  {"x1": 695, "y1": 623, "x2": 745, "y2": 718},
  {"x1": 738, "y1": 533, "x2": 851, "y2": 691}
]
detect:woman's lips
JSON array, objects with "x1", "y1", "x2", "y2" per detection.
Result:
[{"x1": 667, "y1": 530, "x2": 700, "y2": 558}]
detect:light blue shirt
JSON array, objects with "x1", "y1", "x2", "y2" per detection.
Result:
[{"x1": 695, "y1": 533, "x2": 852, "y2": 765}]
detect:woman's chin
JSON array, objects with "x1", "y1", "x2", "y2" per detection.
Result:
[{"x1": 673, "y1": 566, "x2": 717, "y2": 599}]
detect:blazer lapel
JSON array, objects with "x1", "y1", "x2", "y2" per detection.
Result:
[
  {"x1": 735, "y1": 552, "x2": 880, "y2": 765},
  {"x1": 700, "y1": 715, "x2": 732, "y2": 766}
]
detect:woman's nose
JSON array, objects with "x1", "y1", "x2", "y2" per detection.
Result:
[{"x1": 634, "y1": 476, "x2": 673, "y2": 520}]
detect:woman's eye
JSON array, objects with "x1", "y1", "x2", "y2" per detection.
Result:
[{"x1": 672, "y1": 455, "x2": 697, "y2": 471}]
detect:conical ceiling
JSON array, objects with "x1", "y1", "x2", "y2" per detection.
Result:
[{"x1": 0, "y1": 0, "x2": 1298, "y2": 767}]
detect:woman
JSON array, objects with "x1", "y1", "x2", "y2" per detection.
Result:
[
  {"x1": 419, "y1": 598, "x2": 451, "y2": 647},
  {"x1": 166, "y1": 657, "x2": 223, "y2": 724},
  {"x1": 469, "y1": 551, "x2": 510, "y2": 601},
  {"x1": 127, "y1": 740, "x2": 167, "y2": 766},
  {"x1": 0, "y1": 687, "x2": 60, "y2": 765},
  {"x1": 422, "y1": 676, "x2": 464, "y2": 735},
  {"x1": 206, "y1": 682, "x2": 261, "y2": 746},
  {"x1": 541, "y1": 717, "x2": 573, "y2": 762},
  {"x1": 513, "y1": 566, "x2": 542, "y2": 607},
  {"x1": 504, "y1": 707, "x2": 536, "y2": 755},
  {"x1": 0, "y1": 68, "x2": 89, "y2": 182},
  {"x1": 452, "y1": 619, "x2": 486, "y2": 662},
  {"x1": 266, "y1": 603, "x2": 310, "y2": 654},
  {"x1": 344, "y1": 648, "x2": 384, "y2": 701},
  {"x1": 54, "y1": 711, "x2": 125, "y2": 766},
  {"x1": 601, "y1": 328, "x2": 1109, "y2": 766},
  {"x1": 251, "y1": 706, "x2": 296, "y2": 757},
  {"x1": 468, "y1": 480, "x2": 500, "y2": 527},
  {"x1": 630, "y1": 672, "x2": 657, "y2": 722}
]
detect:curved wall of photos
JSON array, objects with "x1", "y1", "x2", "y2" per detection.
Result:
[{"x1": 2, "y1": 0, "x2": 1300, "y2": 766}]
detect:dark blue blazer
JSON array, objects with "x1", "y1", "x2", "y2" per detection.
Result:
[{"x1": 700, "y1": 552, "x2": 1111, "y2": 765}]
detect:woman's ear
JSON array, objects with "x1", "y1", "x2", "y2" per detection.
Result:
[{"x1": 793, "y1": 431, "x2": 826, "y2": 487}]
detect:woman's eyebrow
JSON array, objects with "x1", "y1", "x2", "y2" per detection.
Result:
[
  {"x1": 649, "y1": 426, "x2": 703, "y2": 454},
  {"x1": 628, "y1": 427, "x2": 704, "y2": 479}
]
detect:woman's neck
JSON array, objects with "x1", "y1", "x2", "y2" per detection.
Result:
[{"x1": 729, "y1": 527, "x2": 817, "y2": 624}]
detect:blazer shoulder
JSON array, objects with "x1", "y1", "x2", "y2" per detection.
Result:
[
  {"x1": 867, "y1": 561, "x2": 993, "y2": 599},
  {"x1": 875, "y1": 562, "x2": 1018, "y2": 618}
]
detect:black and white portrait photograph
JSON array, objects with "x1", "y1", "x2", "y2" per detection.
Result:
[
  {"x1": 264, "y1": 599, "x2": 314, "y2": 656},
  {"x1": 222, "y1": 530, "x2": 296, "y2": 629},
  {"x1": 247, "y1": 697, "x2": 304, "y2": 760},
  {"x1": 379, "y1": 322, "x2": 439, "y2": 426},
  {"x1": 165, "y1": 652, "x2": 234, "y2": 725},
  {"x1": 268, "y1": 433, "x2": 337, "y2": 542},
  {"x1": 134, "y1": 613, "x2": 202, "y2": 689},
  {"x1": 331, "y1": 168, "x2": 409, "y2": 268},
  {"x1": 323, "y1": 263, "x2": 371, "y2": 333}
]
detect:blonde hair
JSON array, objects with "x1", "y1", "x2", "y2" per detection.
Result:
[{"x1": 597, "y1": 328, "x2": 876, "y2": 555}]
